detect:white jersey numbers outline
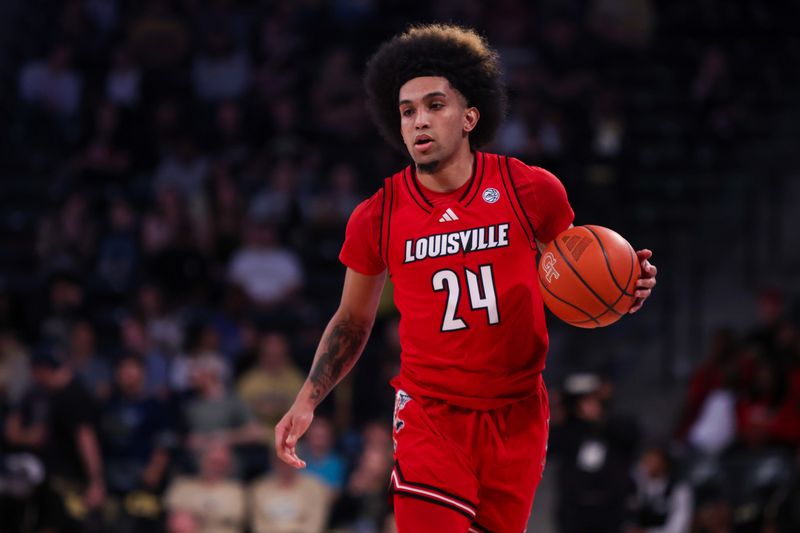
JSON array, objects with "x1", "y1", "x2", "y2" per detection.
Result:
[
  {"x1": 432, "y1": 269, "x2": 467, "y2": 331},
  {"x1": 432, "y1": 265, "x2": 500, "y2": 332}
]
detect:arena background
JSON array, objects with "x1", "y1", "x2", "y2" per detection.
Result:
[{"x1": 0, "y1": 1, "x2": 798, "y2": 532}]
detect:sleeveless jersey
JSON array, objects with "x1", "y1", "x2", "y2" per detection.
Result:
[{"x1": 340, "y1": 152, "x2": 574, "y2": 409}]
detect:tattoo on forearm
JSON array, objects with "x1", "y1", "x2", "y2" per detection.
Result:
[{"x1": 309, "y1": 320, "x2": 368, "y2": 403}]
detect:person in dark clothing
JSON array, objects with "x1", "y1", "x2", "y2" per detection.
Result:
[
  {"x1": 550, "y1": 373, "x2": 640, "y2": 533},
  {"x1": 628, "y1": 446, "x2": 693, "y2": 533},
  {"x1": 1, "y1": 353, "x2": 50, "y2": 533},
  {"x1": 100, "y1": 355, "x2": 176, "y2": 530},
  {"x1": 38, "y1": 348, "x2": 106, "y2": 531}
]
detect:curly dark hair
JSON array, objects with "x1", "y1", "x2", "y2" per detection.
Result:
[{"x1": 364, "y1": 24, "x2": 507, "y2": 152}]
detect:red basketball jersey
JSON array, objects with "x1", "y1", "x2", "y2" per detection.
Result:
[{"x1": 340, "y1": 152, "x2": 574, "y2": 409}]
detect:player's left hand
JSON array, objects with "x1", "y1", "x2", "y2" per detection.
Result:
[{"x1": 629, "y1": 249, "x2": 656, "y2": 314}]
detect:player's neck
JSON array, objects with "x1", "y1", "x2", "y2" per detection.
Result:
[{"x1": 415, "y1": 143, "x2": 474, "y2": 193}]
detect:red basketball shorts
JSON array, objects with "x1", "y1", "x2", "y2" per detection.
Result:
[{"x1": 390, "y1": 375, "x2": 550, "y2": 533}]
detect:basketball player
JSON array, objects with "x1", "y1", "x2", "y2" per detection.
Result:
[{"x1": 276, "y1": 24, "x2": 657, "y2": 532}]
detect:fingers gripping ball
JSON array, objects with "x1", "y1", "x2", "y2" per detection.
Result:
[{"x1": 538, "y1": 225, "x2": 640, "y2": 328}]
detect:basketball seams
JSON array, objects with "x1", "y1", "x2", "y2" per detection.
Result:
[
  {"x1": 552, "y1": 238, "x2": 623, "y2": 317},
  {"x1": 568, "y1": 306, "x2": 621, "y2": 326},
  {"x1": 582, "y1": 226, "x2": 635, "y2": 297},
  {"x1": 580, "y1": 226, "x2": 637, "y2": 313},
  {"x1": 537, "y1": 272, "x2": 600, "y2": 326}
]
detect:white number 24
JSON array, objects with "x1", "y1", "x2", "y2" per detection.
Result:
[{"x1": 431, "y1": 265, "x2": 499, "y2": 332}]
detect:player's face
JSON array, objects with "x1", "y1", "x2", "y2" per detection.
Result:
[{"x1": 398, "y1": 76, "x2": 479, "y2": 170}]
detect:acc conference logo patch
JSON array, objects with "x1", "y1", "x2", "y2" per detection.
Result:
[{"x1": 482, "y1": 187, "x2": 500, "y2": 204}]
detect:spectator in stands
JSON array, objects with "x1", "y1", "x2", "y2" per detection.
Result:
[
  {"x1": 2, "y1": 346, "x2": 49, "y2": 532},
  {"x1": 37, "y1": 193, "x2": 97, "y2": 275},
  {"x1": 735, "y1": 355, "x2": 800, "y2": 448},
  {"x1": 183, "y1": 354, "x2": 262, "y2": 453},
  {"x1": 142, "y1": 202, "x2": 212, "y2": 304},
  {"x1": 0, "y1": 328, "x2": 30, "y2": 404},
  {"x1": 38, "y1": 271, "x2": 86, "y2": 353},
  {"x1": 66, "y1": 319, "x2": 111, "y2": 401},
  {"x1": 300, "y1": 416, "x2": 347, "y2": 491},
  {"x1": 206, "y1": 163, "x2": 245, "y2": 265},
  {"x1": 136, "y1": 281, "x2": 184, "y2": 357},
  {"x1": 100, "y1": 355, "x2": 173, "y2": 529},
  {"x1": 18, "y1": 43, "x2": 82, "y2": 119},
  {"x1": 227, "y1": 219, "x2": 304, "y2": 308},
  {"x1": 165, "y1": 441, "x2": 245, "y2": 533},
  {"x1": 328, "y1": 424, "x2": 394, "y2": 533},
  {"x1": 303, "y1": 162, "x2": 361, "y2": 229},
  {"x1": 106, "y1": 46, "x2": 141, "y2": 108},
  {"x1": 550, "y1": 373, "x2": 640, "y2": 533},
  {"x1": 153, "y1": 135, "x2": 210, "y2": 202},
  {"x1": 172, "y1": 321, "x2": 222, "y2": 394},
  {"x1": 248, "y1": 158, "x2": 301, "y2": 225},
  {"x1": 248, "y1": 453, "x2": 331, "y2": 533},
  {"x1": 72, "y1": 102, "x2": 133, "y2": 186},
  {"x1": 96, "y1": 201, "x2": 140, "y2": 290},
  {"x1": 34, "y1": 349, "x2": 106, "y2": 530},
  {"x1": 209, "y1": 103, "x2": 250, "y2": 169},
  {"x1": 675, "y1": 329, "x2": 739, "y2": 456},
  {"x1": 141, "y1": 186, "x2": 185, "y2": 258},
  {"x1": 675, "y1": 329, "x2": 738, "y2": 441},
  {"x1": 193, "y1": 29, "x2": 251, "y2": 102},
  {"x1": 100, "y1": 356, "x2": 173, "y2": 495},
  {"x1": 118, "y1": 315, "x2": 172, "y2": 399},
  {"x1": 628, "y1": 446, "x2": 693, "y2": 533},
  {"x1": 237, "y1": 331, "x2": 304, "y2": 443}
]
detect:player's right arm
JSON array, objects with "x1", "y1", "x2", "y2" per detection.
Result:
[{"x1": 275, "y1": 266, "x2": 386, "y2": 468}]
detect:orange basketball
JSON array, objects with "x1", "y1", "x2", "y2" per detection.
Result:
[{"x1": 537, "y1": 225, "x2": 640, "y2": 328}]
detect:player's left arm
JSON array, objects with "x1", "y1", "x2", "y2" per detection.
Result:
[{"x1": 517, "y1": 160, "x2": 658, "y2": 313}]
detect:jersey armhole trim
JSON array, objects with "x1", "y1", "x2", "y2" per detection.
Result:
[
  {"x1": 504, "y1": 156, "x2": 538, "y2": 242},
  {"x1": 463, "y1": 151, "x2": 486, "y2": 207},
  {"x1": 381, "y1": 175, "x2": 395, "y2": 269},
  {"x1": 497, "y1": 155, "x2": 536, "y2": 250}
]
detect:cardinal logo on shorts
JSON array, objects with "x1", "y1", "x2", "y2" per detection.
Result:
[
  {"x1": 541, "y1": 252, "x2": 560, "y2": 282},
  {"x1": 393, "y1": 391, "x2": 411, "y2": 434},
  {"x1": 393, "y1": 391, "x2": 411, "y2": 451}
]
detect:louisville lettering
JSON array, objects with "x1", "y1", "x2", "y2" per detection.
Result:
[{"x1": 404, "y1": 223, "x2": 510, "y2": 263}]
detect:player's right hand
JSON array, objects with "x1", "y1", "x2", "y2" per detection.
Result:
[{"x1": 275, "y1": 402, "x2": 314, "y2": 468}]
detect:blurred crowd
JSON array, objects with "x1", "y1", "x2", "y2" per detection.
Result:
[
  {"x1": 0, "y1": 0, "x2": 797, "y2": 532},
  {"x1": 548, "y1": 289, "x2": 800, "y2": 533}
]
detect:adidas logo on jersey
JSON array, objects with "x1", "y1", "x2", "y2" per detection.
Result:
[{"x1": 438, "y1": 208, "x2": 459, "y2": 222}]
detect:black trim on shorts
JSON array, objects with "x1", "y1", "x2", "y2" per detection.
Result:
[
  {"x1": 470, "y1": 521, "x2": 498, "y2": 533},
  {"x1": 393, "y1": 460, "x2": 478, "y2": 510},
  {"x1": 392, "y1": 491, "x2": 475, "y2": 521}
]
